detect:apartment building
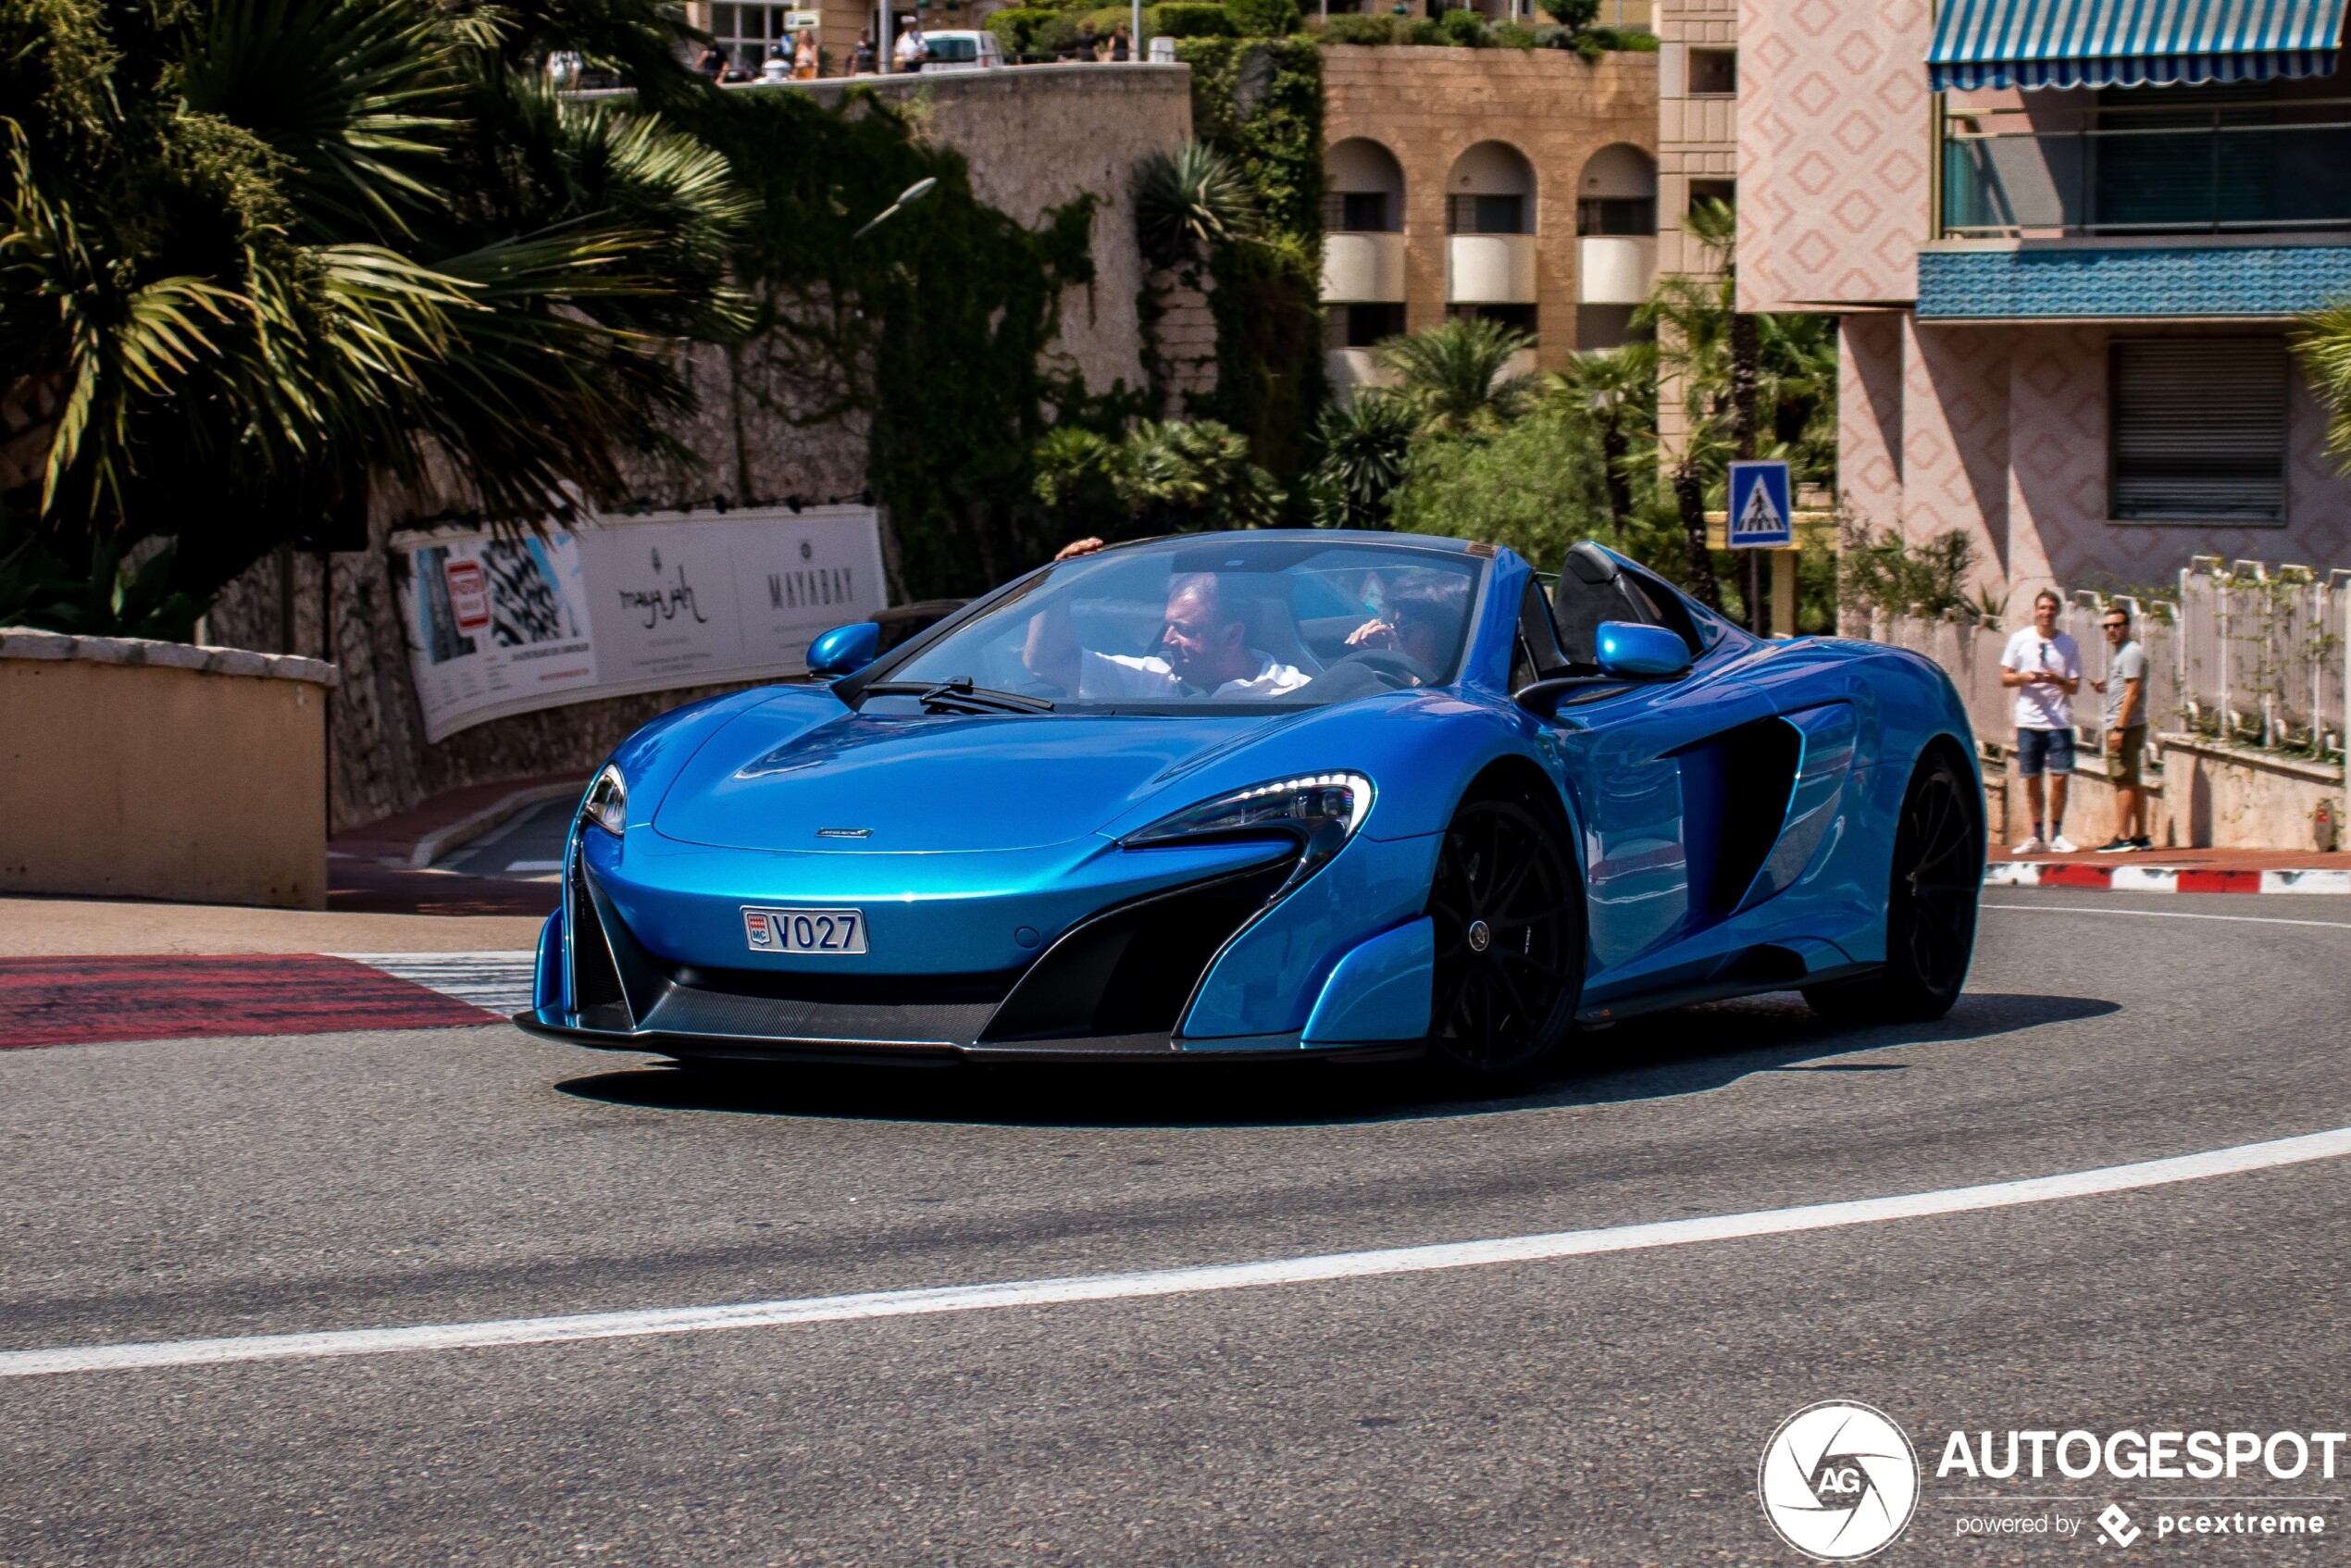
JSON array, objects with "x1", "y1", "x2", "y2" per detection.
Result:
[
  {"x1": 1740, "y1": 0, "x2": 2351, "y2": 608},
  {"x1": 1319, "y1": 45, "x2": 1659, "y2": 391}
]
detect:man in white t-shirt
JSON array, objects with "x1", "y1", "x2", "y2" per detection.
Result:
[
  {"x1": 1999, "y1": 588, "x2": 2083, "y2": 854},
  {"x1": 1023, "y1": 552, "x2": 1308, "y2": 701}
]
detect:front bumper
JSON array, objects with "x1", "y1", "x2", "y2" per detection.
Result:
[{"x1": 520, "y1": 828, "x2": 1431, "y2": 1065}]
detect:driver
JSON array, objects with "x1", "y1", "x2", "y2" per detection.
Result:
[{"x1": 1024, "y1": 551, "x2": 1310, "y2": 701}]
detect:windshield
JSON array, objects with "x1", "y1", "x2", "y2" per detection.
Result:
[
  {"x1": 871, "y1": 538, "x2": 1484, "y2": 713},
  {"x1": 927, "y1": 35, "x2": 977, "y2": 58}
]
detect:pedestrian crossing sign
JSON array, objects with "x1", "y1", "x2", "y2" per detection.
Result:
[{"x1": 1727, "y1": 461, "x2": 1793, "y2": 548}]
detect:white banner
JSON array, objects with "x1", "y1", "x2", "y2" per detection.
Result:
[{"x1": 394, "y1": 505, "x2": 888, "y2": 742}]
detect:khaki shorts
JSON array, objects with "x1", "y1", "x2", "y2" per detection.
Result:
[{"x1": 2109, "y1": 725, "x2": 2147, "y2": 788}]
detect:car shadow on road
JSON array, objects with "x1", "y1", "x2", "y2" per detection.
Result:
[{"x1": 556, "y1": 989, "x2": 2121, "y2": 1129}]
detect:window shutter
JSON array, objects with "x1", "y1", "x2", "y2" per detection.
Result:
[{"x1": 2110, "y1": 339, "x2": 2287, "y2": 522}]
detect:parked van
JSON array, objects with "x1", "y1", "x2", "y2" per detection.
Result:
[{"x1": 919, "y1": 30, "x2": 1002, "y2": 69}]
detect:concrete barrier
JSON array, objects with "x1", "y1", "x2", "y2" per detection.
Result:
[{"x1": 0, "y1": 628, "x2": 339, "y2": 909}]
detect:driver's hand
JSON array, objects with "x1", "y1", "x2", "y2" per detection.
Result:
[
  {"x1": 1346, "y1": 617, "x2": 1400, "y2": 651},
  {"x1": 1053, "y1": 537, "x2": 1105, "y2": 562}
]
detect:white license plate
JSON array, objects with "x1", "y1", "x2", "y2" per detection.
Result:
[{"x1": 742, "y1": 907, "x2": 867, "y2": 954}]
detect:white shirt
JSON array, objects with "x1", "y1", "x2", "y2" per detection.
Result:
[
  {"x1": 2002, "y1": 628, "x2": 2081, "y2": 731},
  {"x1": 893, "y1": 29, "x2": 924, "y2": 61},
  {"x1": 1079, "y1": 649, "x2": 1309, "y2": 701}
]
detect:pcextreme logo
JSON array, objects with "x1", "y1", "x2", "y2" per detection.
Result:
[{"x1": 1759, "y1": 1400, "x2": 1922, "y2": 1561}]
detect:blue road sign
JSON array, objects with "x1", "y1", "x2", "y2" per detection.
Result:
[{"x1": 1727, "y1": 460, "x2": 1793, "y2": 549}]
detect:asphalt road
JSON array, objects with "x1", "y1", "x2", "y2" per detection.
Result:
[{"x1": 3, "y1": 887, "x2": 2346, "y2": 1565}]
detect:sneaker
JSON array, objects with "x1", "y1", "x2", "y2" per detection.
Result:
[
  {"x1": 2049, "y1": 834, "x2": 2079, "y2": 853},
  {"x1": 2129, "y1": 836, "x2": 2154, "y2": 852},
  {"x1": 2094, "y1": 837, "x2": 2133, "y2": 853},
  {"x1": 2011, "y1": 835, "x2": 2046, "y2": 855}
]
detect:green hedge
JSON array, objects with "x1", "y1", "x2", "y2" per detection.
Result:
[
  {"x1": 1225, "y1": 0, "x2": 1303, "y2": 34},
  {"x1": 1154, "y1": 1, "x2": 1235, "y2": 35}
]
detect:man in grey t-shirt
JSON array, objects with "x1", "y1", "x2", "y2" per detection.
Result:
[{"x1": 2092, "y1": 606, "x2": 2151, "y2": 852}]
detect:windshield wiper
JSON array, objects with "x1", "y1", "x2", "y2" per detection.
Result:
[{"x1": 863, "y1": 678, "x2": 1057, "y2": 716}]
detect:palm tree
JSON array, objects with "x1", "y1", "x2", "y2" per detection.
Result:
[
  {"x1": 2294, "y1": 303, "x2": 2351, "y2": 465},
  {"x1": 0, "y1": 0, "x2": 749, "y2": 613},
  {"x1": 1375, "y1": 317, "x2": 1541, "y2": 437},
  {"x1": 1133, "y1": 143, "x2": 1259, "y2": 269},
  {"x1": 1552, "y1": 343, "x2": 1655, "y2": 535},
  {"x1": 1307, "y1": 392, "x2": 1416, "y2": 529}
]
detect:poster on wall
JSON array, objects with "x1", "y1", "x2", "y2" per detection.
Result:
[{"x1": 393, "y1": 504, "x2": 887, "y2": 742}]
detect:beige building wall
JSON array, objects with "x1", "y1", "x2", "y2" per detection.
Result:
[
  {"x1": 1655, "y1": 0, "x2": 1735, "y2": 280},
  {"x1": 0, "y1": 638, "x2": 335, "y2": 909},
  {"x1": 1322, "y1": 45, "x2": 1658, "y2": 373}
]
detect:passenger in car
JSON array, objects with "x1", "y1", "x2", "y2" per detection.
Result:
[{"x1": 1021, "y1": 558, "x2": 1309, "y2": 700}]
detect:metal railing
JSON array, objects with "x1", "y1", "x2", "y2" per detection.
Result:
[
  {"x1": 1866, "y1": 558, "x2": 2349, "y2": 773},
  {"x1": 1939, "y1": 101, "x2": 2351, "y2": 238}
]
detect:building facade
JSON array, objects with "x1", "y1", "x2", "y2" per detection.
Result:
[
  {"x1": 1319, "y1": 45, "x2": 1659, "y2": 391},
  {"x1": 1739, "y1": 0, "x2": 2351, "y2": 611}
]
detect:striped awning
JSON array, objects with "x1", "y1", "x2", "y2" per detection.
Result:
[{"x1": 1927, "y1": 0, "x2": 2347, "y2": 91}]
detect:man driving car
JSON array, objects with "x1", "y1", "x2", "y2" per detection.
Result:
[{"x1": 1023, "y1": 541, "x2": 1309, "y2": 700}]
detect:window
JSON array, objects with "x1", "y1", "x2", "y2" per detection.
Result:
[
  {"x1": 2109, "y1": 339, "x2": 2288, "y2": 523},
  {"x1": 1575, "y1": 305, "x2": 1639, "y2": 351},
  {"x1": 1322, "y1": 191, "x2": 1395, "y2": 232},
  {"x1": 1577, "y1": 197, "x2": 1656, "y2": 235},
  {"x1": 711, "y1": 1, "x2": 791, "y2": 71},
  {"x1": 1325, "y1": 302, "x2": 1406, "y2": 350},
  {"x1": 1447, "y1": 303, "x2": 1536, "y2": 340},
  {"x1": 1687, "y1": 47, "x2": 1736, "y2": 96},
  {"x1": 1688, "y1": 179, "x2": 1735, "y2": 217},
  {"x1": 1446, "y1": 193, "x2": 1526, "y2": 234}
]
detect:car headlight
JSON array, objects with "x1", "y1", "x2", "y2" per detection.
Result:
[
  {"x1": 580, "y1": 764, "x2": 628, "y2": 837},
  {"x1": 1122, "y1": 772, "x2": 1374, "y2": 875}
]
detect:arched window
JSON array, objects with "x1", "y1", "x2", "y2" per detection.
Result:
[
  {"x1": 1324, "y1": 138, "x2": 1405, "y2": 234},
  {"x1": 1576, "y1": 143, "x2": 1657, "y2": 237},
  {"x1": 1445, "y1": 142, "x2": 1536, "y2": 236}
]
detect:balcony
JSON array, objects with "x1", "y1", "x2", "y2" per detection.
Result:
[
  {"x1": 1447, "y1": 234, "x2": 1537, "y2": 305},
  {"x1": 1577, "y1": 235, "x2": 1655, "y2": 305},
  {"x1": 1940, "y1": 103, "x2": 2351, "y2": 239},
  {"x1": 1320, "y1": 232, "x2": 1407, "y2": 304}
]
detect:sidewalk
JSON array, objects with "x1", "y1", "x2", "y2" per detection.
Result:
[{"x1": 1987, "y1": 844, "x2": 2349, "y2": 893}]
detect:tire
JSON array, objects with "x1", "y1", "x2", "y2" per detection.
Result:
[
  {"x1": 1422, "y1": 790, "x2": 1586, "y2": 1089},
  {"x1": 1805, "y1": 746, "x2": 1983, "y2": 1025}
]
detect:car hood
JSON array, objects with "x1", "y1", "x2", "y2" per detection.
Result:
[{"x1": 651, "y1": 703, "x2": 1318, "y2": 853}]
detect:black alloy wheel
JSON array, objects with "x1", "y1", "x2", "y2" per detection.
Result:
[
  {"x1": 1806, "y1": 747, "x2": 1983, "y2": 1024},
  {"x1": 1424, "y1": 794, "x2": 1584, "y2": 1085}
]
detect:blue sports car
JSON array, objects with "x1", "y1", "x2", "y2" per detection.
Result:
[{"x1": 516, "y1": 532, "x2": 1984, "y2": 1085}]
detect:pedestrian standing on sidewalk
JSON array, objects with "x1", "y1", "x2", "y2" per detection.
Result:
[
  {"x1": 852, "y1": 30, "x2": 877, "y2": 72},
  {"x1": 2000, "y1": 588, "x2": 2082, "y2": 854},
  {"x1": 2091, "y1": 606, "x2": 2153, "y2": 852},
  {"x1": 894, "y1": 19, "x2": 927, "y2": 70}
]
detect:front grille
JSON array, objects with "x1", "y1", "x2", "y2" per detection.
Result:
[{"x1": 638, "y1": 988, "x2": 996, "y2": 1046}]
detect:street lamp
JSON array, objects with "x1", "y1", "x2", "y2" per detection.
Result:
[{"x1": 852, "y1": 177, "x2": 938, "y2": 239}]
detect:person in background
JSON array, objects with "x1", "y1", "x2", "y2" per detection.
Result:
[
  {"x1": 1074, "y1": 18, "x2": 1098, "y2": 57},
  {"x1": 693, "y1": 41, "x2": 729, "y2": 80},
  {"x1": 852, "y1": 30, "x2": 877, "y2": 72},
  {"x1": 2091, "y1": 606, "x2": 2153, "y2": 852},
  {"x1": 1109, "y1": 22, "x2": 1130, "y2": 59},
  {"x1": 2000, "y1": 588, "x2": 2083, "y2": 855},
  {"x1": 893, "y1": 19, "x2": 927, "y2": 70},
  {"x1": 793, "y1": 29, "x2": 820, "y2": 78}
]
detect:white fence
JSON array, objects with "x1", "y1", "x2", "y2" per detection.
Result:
[{"x1": 1869, "y1": 557, "x2": 2348, "y2": 767}]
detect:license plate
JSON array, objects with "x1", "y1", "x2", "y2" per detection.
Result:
[{"x1": 742, "y1": 907, "x2": 867, "y2": 954}]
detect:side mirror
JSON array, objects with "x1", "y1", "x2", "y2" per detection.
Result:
[
  {"x1": 806, "y1": 620, "x2": 881, "y2": 679},
  {"x1": 1595, "y1": 620, "x2": 1692, "y2": 680}
]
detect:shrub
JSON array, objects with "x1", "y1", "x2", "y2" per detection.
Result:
[
  {"x1": 1321, "y1": 11, "x2": 1392, "y2": 42},
  {"x1": 1437, "y1": 6, "x2": 1487, "y2": 44},
  {"x1": 1225, "y1": 0, "x2": 1303, "y2": 34},
  {"x1": 1151, "y1": 1, "x2": 1235, "y2": 35},
  {"x1": 1537, "y1": 0, "x2": 1595, "y2": 23},
  {"x1": 986, "y1": 6, "x2": 1057, "y2": 52},
  {"x1": 1490, "y1": 20, "x2": 1537, "y2": 46},
  {"x1": 1590, "y1": 24, "x2": 1658, "y2": 48},
  {"x1": 1399, "y1": 16, "x2": 1442, "y2": 42}
]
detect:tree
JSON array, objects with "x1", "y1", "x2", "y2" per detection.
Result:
[
  {"x1": 1133, "y1": 143, "x2": 1259, "y2": 270},
  {"x1": 1387, "y1": 395, "x2": 1610, "y2": 564},
  {"x1": 1376, "y1": 317, "x2": 1541, "y2": 438},
  {"x1": 0, "y1": 0, "x2": 749, "y2": 620},
  {"x1": 1032, "y1": 417, "x2": 1282, "y2": 536},
  {"x1": 1553, "y1": 343, "x2": 1655, "y2": 536},
  {"x1": 1305, "y1": 392, "x2": 1416, "y2": 529},
  {"x1": 2295, "y1": 302, "x2": 2351, "y2": 467}
]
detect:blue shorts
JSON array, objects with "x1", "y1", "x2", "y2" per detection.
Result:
[{"x1": 2016, "y1": 727, "x2": 2074, "y2": 778}]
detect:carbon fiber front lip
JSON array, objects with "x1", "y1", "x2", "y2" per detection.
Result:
[{"x1": 511, "y1": 1008, "x2": 1420, "y2": 1064}]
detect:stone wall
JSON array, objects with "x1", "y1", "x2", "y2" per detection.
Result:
[
  {"x1": 1320, "y1": 46, "x2": 1657, "y2": 373},
  {"x1": 206, "y1": 65, "x2": 1192, "y2": 832}
]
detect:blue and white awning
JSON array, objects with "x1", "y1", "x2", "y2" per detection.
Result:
[{"x1": 1927, "y1": 0, "x2": 2346, "y2": 91}]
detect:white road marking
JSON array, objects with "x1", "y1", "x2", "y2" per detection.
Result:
[
  {"x1": 4, "y1": 1125, "x2": 2345, "y2": 1380},
  {"x1": 330, "y1": 952, "x2": 537, "y2": 1014},
  {"x1": 505, "y1": 860, "x2": 565, "y2": 873},
  {"x1": 1983, "y1": 903, "x2": 2351, "y2": 931}
]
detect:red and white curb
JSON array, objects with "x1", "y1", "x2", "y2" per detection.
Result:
[{"x1": 1986, "y1": 864, "x2": 2351, "y2": 894}]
